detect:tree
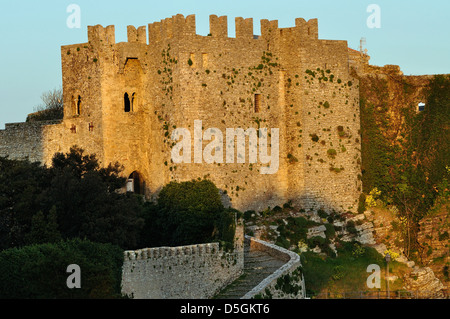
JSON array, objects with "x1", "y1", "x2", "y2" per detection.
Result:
[
  {"x1": 139, "y1": 179, "x2": 236, "y2": 248},
  {"x1": 0, "y1": 157, "x2": 49, "y2": 250},
  {"x1": 0, "y1": 146, "x2": 144, "y2": 250},
  {"x1": 0, "y1": 239, "x2": 124, "y2": 299},
  {"x1": 27, "y1": 87, "x2": 64, "y2": 122},
  {"x1": 24, "y1": 207, "x2": 62, "y2": 245},
  {"x1": 44, "y1": 146, "x2": 144, "y2": 249}
]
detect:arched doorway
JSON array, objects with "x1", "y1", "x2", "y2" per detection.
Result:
[{"x1": 126, "y1": 171, "x2": 145, "y2": 195}]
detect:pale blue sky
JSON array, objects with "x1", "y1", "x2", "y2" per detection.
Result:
[{"x1": 0, "y1": 0, "x2": 449, "y2": 128}]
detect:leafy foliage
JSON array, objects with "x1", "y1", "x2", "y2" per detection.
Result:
[
  {"x1": 359, "y1": 74, "x2": 450, "y2": 258},
  {"x1": 0, "y1": 146, "x2": 144, "y2": 250},
  {"x1": 138, "y1": 179, "x2": 236, "y2": 248},
  {"x1": 0, "y1": 239, "x2": 124, "y2": 299}
]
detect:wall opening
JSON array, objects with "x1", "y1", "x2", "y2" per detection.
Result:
[
  {"x1": 131, "y1": 93, "x2": 136, "y2": 112},
  {"x1": 124, "y1": 93, "x2": 131, "y2": 112},
  {"x1": 127, "y1": 171, "x2": 144, "y2": 195},
  {"x1": 418, "y1": 102, "x2": 425, "y2": 112},
  {"x1": 254, "y1": 94, "x2": 261, "y2": 113},
  {"x1": 76, "y1": 95, "x2": 81, "y2": 115},
  {"x1": 202, "y1": 53, "x2": 208, "y2": 68},
  {"x1": 189, "y1": 53, "x2": 195, "y2": 67}
]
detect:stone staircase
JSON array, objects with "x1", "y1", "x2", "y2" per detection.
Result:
[{"x1": 214, "y1": 240, "x2": 286, "y2": 299}]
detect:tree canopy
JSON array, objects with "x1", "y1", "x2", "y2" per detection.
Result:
[{"x1": 0, "y1": 146, "x2": 144, "y2": 250}]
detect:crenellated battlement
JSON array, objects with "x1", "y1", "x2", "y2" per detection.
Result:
[
  {"x1": 87, "y1": 24, "x2": 115, "y2": 45},
  {"x1": 124, "y1": 242, "x2": 220, "y2": 261},
  {"x1": 148, "y1": 14, "x2": 197, "y2": 43},
  {"x1": 235, "y1": 17, "x2": 254, "y2": 39},
  {"x1": 86, "y1": 14, "x2": 320, "y2": 48},
  {"x1": 209, "y1": 15, "x2": 228, "y2": 37},
  {"x1": 127, "y1": 25, "x2": 147, "y2": 44},
  {"x1": 130, "y1": 14, "x2": 320, "y2": 44}
]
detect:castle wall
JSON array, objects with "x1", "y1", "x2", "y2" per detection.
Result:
[
  {"x1": 121, "y1": 219, "x2": 245, "y2": 299},
  {"x1": 242, "y1": 236, "x2": 305, "y2": 299},
  {"x1": 0, "y1": 121, "x2": 60, "y2": 163}
]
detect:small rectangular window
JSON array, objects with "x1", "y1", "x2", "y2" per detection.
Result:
[
  {"x1": 254, "y1": 94, "x2": 261, "y2": 113},
  {"x1": 202, "y1": 53, "x2": 208, "y2": 68},
  {"x1": 418, "y1": 102, "x2": 425, "y2": 112},
  {"x1": 189, "y1": 53, "x2": 195, "y2": 67}
]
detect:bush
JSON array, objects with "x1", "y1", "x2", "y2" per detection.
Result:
[
  {"x1": 317, "y1": 209, "x2": 328, "y2": 219},
  {"x1": 139, "y1": 179, "x2": 236, "y2": 248},
  {"x1": 357, "y1": 193, "x2": 366, "y2": 214},
  {"x1": 327, "y1": 149, "x2": 337, "y2": 158},
  {"x1": 243, "y1": 210, "x2": 256, "y2": 221},
  {"x1": 0, "y1": 239, "x2": 124, "y2": 299},
  {"x1": 324, "y1": 223, "x2": 335, "y2": 239},
  {"x1": 0, "y1": 148, "x2": 145, "y2": 250},
  {"x1": 346, "y1": 220, "x2": 357, "y2": 235}
]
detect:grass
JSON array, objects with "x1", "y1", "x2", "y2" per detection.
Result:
[{"x1": 301, "y1": 241, "x2": 410, "y2": 296}]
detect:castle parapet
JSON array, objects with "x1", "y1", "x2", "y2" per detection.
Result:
[
  {"x1": 260, "y1": 19, "x2": 279, "y2": 39},
  {"x1": 235, "y1": 17, "x2": 253, "y2": 39},
  {"x1": 261, "y1": 18, "x2": 318, "y2": 40},
  {"x1": 209, "y1": 15, "x2": 228, "y2": 37},
  {"x1": 295, "y1": 18, "x2": 319, "y2": 39},
  {"x1": 124, "y1": 243, "x2": 221, "y2": 261},
  {"x1": 148, "y1": 14, "x2": 196, "y2": 43},
  {"x1": 88, "y1": 25, "x2": 115, "y2": 45},
  {"x1": 127, "y1": 25, "x2": 147, "y2": 44}
]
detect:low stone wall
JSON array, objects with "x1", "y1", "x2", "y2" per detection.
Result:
[
  {"x1": 0, "y1": 120, "x2": 60, "y2": 163},
  {"x1": 242, "y1": 236, "x2": 305, "y2": 299},
  {"x1": 121, "y1": 242, "x2": 244, "y2": 299},
  {"x1": 121, "y1": 220, "x2": 245, "y2": 299}
]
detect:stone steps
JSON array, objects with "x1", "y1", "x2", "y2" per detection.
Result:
[{"x1": 214, "y1": 243, "x2": 286, "y2": 299}]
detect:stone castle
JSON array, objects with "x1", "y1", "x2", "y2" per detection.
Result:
[{"x1": 0, "y1": 14, "x2": 362, "y2": 213}]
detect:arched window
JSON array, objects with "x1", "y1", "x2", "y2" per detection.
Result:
[
  {"x1": 124, "y1": 93, "x2": 131, "y2": 112},
  {"x1": 131, "y1": 92, "x2": 136, "y2": 112}
]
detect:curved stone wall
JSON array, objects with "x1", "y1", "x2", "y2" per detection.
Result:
[{"x1": 242, "y1": 235, "x2": 305, "y2": 299}]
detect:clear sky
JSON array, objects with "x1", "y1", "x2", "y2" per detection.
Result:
[{"x1": 0, "y1": 0, "x2": 449, "y2": 128}]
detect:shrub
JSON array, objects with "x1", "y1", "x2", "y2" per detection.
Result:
[
  {"x1": 287, "y1": 153, "x2": 299, "y2": 163},
  {"x1": 324, "y1": 224, "x2": 335, "y2": 239},
  {"x1": 283, "y1": 201, "x2": 293, "y2": 209},
  {"x1": 140, "y1": 179, "x2": 236, "y2": 248},
  {"x1": 243, "y1": 210, "x2": 256, "y2": 221},
  {"x1": 352, "y1": 243, "x2": 365, "y2": 258},
  {"x1": 357, "y1": 193, "x2": 366, "y2": 214},
  {"x1": 327, "y1": 149, "x2": 337, "y2": 158},
  {"x1": 439, "y1": 231, "x2": 449, "y2": 241},
  {"x1": 317, "y1": 209, "x2": 328, "y2": 219},
  {"x1": 346, "y1": 220, "x2": 357, "y2": 235}
]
